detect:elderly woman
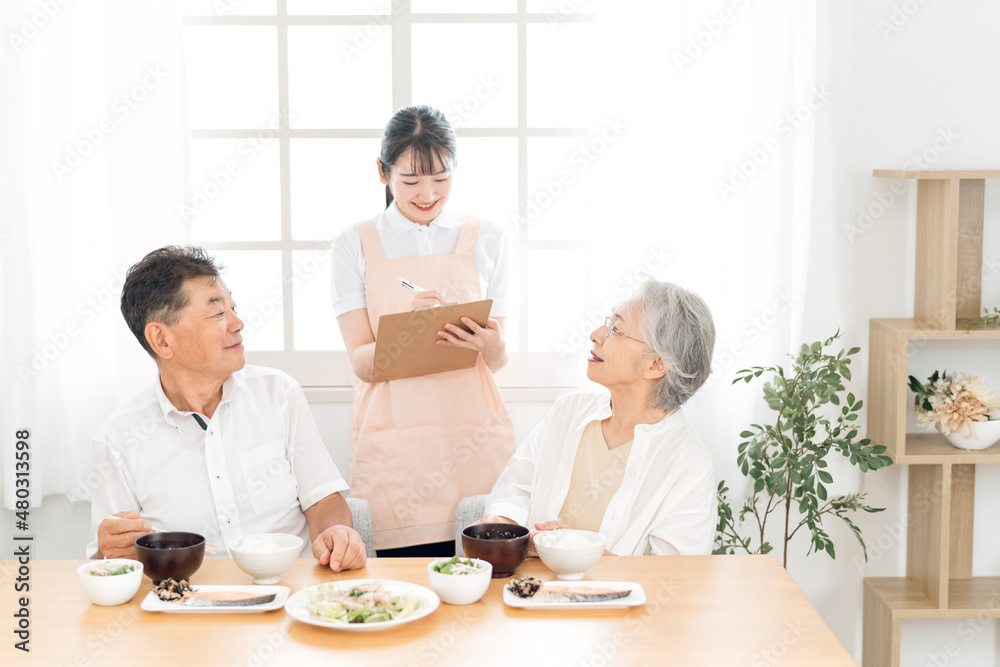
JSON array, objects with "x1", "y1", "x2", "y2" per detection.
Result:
[{"x1": 478, "y1": 281, "x2": 716, "y2": 556}]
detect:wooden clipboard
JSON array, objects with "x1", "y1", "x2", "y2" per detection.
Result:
[{"x1": 370, "y1": 299, "x2": 493, "y2": 383}]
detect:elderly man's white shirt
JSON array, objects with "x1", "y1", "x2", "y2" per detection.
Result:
[
  {"x1": 486, "y1": 390, "x2": 716, "y2": 556},
  {"x1": 86, "y1": 365, "x2": 349, "y2": 558}
]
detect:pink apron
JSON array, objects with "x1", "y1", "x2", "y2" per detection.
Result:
[{"x1": 350, "y1": 217, "x2": 516, "y2": 549}]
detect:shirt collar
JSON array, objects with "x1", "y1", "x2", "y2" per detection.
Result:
[
  {"x1": 154, "y1": 370, "x2": 245, "y2": 428},
  {"x1": 384, "y1": 200, "x2": 459, "y2": 233},
  {"x1": 578, "y1": 389, "x2": 685, "y2": 435}
]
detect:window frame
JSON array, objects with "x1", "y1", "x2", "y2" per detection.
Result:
[{"x1": 182, "y1": 0, "x2": 596, "y2": 390}]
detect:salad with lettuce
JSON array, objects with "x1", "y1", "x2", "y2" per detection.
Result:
[
  {"x1": 86, "y1": 562, "x2": 138, "y2": 577},
  {"x1": 307, "y1": 581, "x2": 421, "y2": 624},
  {"x1": 432, "y1": 556, "x2": 484, "y2": 575}
]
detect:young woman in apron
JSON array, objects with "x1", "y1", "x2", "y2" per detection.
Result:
[{"x1": 331, "y1": 106, "x2": 516, "y2": 556}]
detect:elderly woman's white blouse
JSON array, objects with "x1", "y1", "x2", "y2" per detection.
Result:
[{"x1": 485, "y1": 390, "x2": 716, "y2": 556}]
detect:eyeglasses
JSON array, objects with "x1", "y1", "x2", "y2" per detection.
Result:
[{"x1": 604, "y1": 317, "x2": 647, "y2": 345}]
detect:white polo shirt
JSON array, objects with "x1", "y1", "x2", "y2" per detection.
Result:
[
  {"x1": 330, "y1": 201, "x2": 512, "y2": 318},
  {"x1": 86, "y1": 365, "x2": 350, "y2": 558},
  {"x1": 486, "y1": 390, "x2": 717, "y2": 556}
]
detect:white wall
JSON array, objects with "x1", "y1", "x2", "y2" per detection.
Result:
[{"x1": 843, "y1": 1, "x2": 1000, "y2": 665}]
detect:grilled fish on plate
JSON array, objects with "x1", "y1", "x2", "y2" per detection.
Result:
[{"x1": 504, "y1": 577, "x2": 646, "y2": 609}]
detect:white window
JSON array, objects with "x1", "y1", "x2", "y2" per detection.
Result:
[{"x1": 180, "y1": 0, "x2": 598, "y2": 389}]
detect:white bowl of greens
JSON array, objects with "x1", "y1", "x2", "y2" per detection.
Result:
[
  {"x1": 426, "y1": 556, "x2": 492, "y2": 605},
  {"x1": 77, "y1": 559, "x2": 143, "y2": 606}
]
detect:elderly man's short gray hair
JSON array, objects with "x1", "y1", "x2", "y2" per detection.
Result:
[{"x1": 623, "y1": 281, "x2": 715, "y2": 412}]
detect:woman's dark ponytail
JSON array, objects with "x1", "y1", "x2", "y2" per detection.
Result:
[{"x1": 379, "y1": 105, "x2": 457, "y2": 209}]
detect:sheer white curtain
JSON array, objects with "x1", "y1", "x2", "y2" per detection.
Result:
[
  {"x1": 1, "y1": 1, "x2": 187, "y2": 508},
  {"x1": 584, "y1": 2, "x2": 855, "y2": 489}
]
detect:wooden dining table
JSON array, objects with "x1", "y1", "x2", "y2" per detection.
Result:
[{"x1": 5, "y1": 555, "x2": 855, "y2": 666}]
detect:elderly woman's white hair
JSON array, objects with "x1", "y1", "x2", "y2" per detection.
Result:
[{"x1": 620, "y1": 280, "x2": 715, "y2": 412}]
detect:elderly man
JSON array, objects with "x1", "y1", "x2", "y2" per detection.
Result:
[
  {"x1": 86, "y1": 246, "x2": 365, "y2": 572},
  {"x1": 478, "y1": 281, "x2": 716, "y2": 556}
]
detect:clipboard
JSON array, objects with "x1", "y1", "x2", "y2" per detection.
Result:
[{"x1": 370, "y1": 299, "x2": 493, "y2": 383}]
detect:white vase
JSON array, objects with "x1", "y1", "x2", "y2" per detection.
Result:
[{"x1": 940, "y1": 419, "x2": 1000, "y2": 451}]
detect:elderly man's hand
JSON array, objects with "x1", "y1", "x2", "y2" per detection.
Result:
[
  {"x1": 97, "y1": 511, "x2": 151, "y2": 559},
  {"x1": 312, "y1": 525, "x2": 367, "y2": 572}
]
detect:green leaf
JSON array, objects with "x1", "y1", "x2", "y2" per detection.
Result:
[
  {"x1": 754, "y1": 478, "x2": 764, "y2": 494},
  {"x1": 818, "y1": 470, "x2": 833, "y2": 483},
  {"x1": 817, "y1": 483, "x2": 828, "y2": 501}
]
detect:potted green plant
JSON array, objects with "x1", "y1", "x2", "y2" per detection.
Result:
[{"x1": 713, "y1": 331, "x2": 893, "y2": 568}]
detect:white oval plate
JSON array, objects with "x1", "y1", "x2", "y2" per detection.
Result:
[
  {"x1": 503, "y1": 580, "x2": 646, "y2": 610},
  {"x1": 284, "y1": 579, "x2": 440, "y2": 631},
  {"x1": 140, "y1": 585, "x2": 289, "y2": 613}
]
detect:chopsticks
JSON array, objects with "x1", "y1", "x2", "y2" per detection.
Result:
[{"x1": 104, "y1": 514, "x2": 218, "y2": 555}]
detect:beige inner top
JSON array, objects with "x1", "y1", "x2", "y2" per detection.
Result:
[{"x1": 558, "y1": 419, "x2": 634, "y2": 532}]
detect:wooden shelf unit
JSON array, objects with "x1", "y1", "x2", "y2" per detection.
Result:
[
  {"x1": 863, "y1": 170, "x2": 1000, "y2": 667},
  {"x1": 868, "y1": 318, "x2": 1000, "y2": 463}
]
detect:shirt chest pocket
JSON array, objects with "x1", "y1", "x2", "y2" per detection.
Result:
[{"x1": 239, "y1": 440, "x2": 299, "y2": 515}]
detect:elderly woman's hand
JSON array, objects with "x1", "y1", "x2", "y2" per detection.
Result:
[
  {"x1": 529, "y1": 519, "x2": 613, "y2": 557},
  {"x1": 526, "y1": 519, "x2": 576, "y2": 557},
  {"x1": 472, "y1": 514, "x2": 516, "y2": 526}
]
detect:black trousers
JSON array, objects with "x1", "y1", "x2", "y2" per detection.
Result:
[{"x1": 376, "y1": 540, "x2": 455, "y2": 559}]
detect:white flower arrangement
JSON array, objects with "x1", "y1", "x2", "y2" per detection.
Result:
[{"x1": 908, "y1": 371, "x2": 1000, "y2": 436}]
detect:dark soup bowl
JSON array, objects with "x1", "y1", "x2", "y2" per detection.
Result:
[
  {"x1": 134, "y1": 532, "x2": 205, "y2": 583},
  {"x1": 461, "y1": 523, "x2": 530, "y2": 578}
]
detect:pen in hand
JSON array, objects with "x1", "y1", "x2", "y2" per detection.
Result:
[
  {"x1": 402, "y1": 277, "x2": 450, "y2": 308},
  {"x1": 399, "y1": 277, "x2": 426, "y2": 292}
]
